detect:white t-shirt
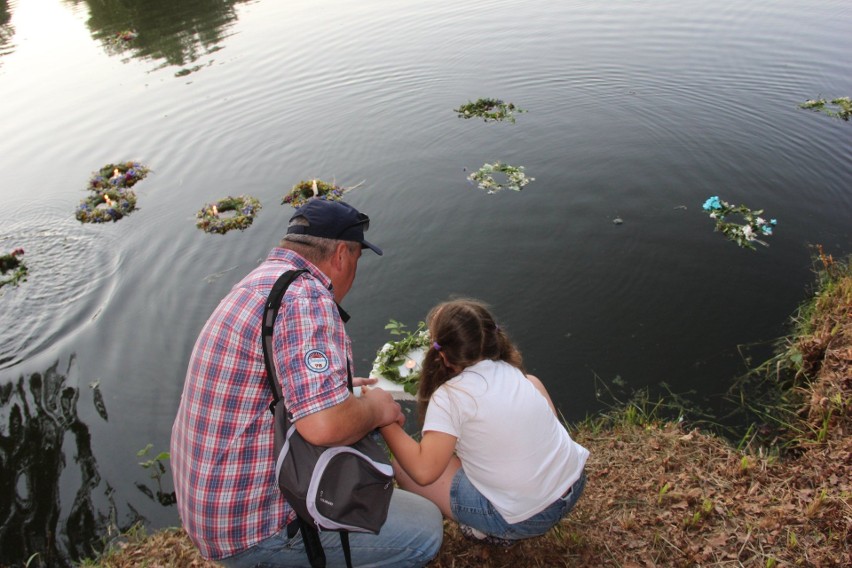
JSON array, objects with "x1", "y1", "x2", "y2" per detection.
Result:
[{"x1": 423, "y1": 359, "x2": 589, "y2": 523}]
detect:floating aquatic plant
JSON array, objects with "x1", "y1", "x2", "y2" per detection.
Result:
[{"x1": 799, "y1": 97, "x2": 851, "y2": 121}]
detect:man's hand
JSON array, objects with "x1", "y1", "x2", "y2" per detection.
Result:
[
  {"x1": 295, "y1": 384, "x2": 404, "y2": 445},
  {"x1": 361, "y1": 385, "x2": 405, "y2": 428}
]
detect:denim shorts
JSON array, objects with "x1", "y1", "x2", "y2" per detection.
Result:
[{"x1": 449, "y1": 468, "x2": 586, "y2": 541}]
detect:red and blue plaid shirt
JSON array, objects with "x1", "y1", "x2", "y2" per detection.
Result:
[{"x1": 171, "y1": 248, "x2": 352, "y2": 560}]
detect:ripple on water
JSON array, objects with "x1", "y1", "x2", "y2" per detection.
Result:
[{"x1": 0, "y1": 204, "x2": 121, "y2": 370}]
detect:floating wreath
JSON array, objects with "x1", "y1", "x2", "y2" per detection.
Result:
[
  {"x1": 196, "y1": 195, "x2": 262, "y2": 234},
  {"x1": 370, "y1": 320, "x2": 431, "y2": 395},
  {"x1": 468, "y1": 162, "x2": 534, "y2": 194},
  {"x1": 454, "y1": 98, "x2": 526, "y2": 123},
  {"x1": 88, "y1": 161, "x2": 150, "y2": 192},
  {"x1": 282, "y1": 179, "x2": 346, "y2": 208},
  {"x1": 702, "y1": 196, "x2": 777, "y2": 250},
  {"x1": 0, "y1": 248, "x2": 27, "y2": 289},
  {"x1": 799, "y1": 97, "x2": 851, "y2": 121},
  {"x1": 76, "y1": 187, "x2": 138, "y2": 223}
]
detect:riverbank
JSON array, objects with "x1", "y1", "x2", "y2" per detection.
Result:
[{"x1": 88, "y1": 257, "x2": 851, "y2": 567}]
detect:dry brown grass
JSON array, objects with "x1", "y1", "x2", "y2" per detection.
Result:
[{"x1": 93, "y1": 265, "x2": 852, "y2": 568}]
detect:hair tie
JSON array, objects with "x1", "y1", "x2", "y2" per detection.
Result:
[{"x1": 432, "y1": 341, "x2": 441, "y2": 351}]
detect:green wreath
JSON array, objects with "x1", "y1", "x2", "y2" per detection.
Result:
[
  {"x1": 88, "y1": 161, "x2": 150, "y2": 192},
  {"x1": 702, "y1": 196, "x2": 777, "y2": 250},
  {"x1": 196, "y1": 195, "x2": 262, "y2": 234},
  {"x1": 799, "y1": 97, "x2": 851, "y2": 121},
  {"x1": 282, "y1": 179, "x2": 346, "y2": 208},
  {"x1": 76, "y1": 188, "x2": 138, "y2": 223},
  {"x1": 454, "y1": 98, "x2": 526, "y2": 122},
  {"x1": 370, "y1": 320, "x2": 431, "y2": 395},
  {"x1": 0, "y1": 248, "x2": 27, "y2": 289},
  {"x1": 468, "y1": 162, "x2": 534, "y2": 194}
]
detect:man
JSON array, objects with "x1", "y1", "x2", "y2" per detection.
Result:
[{"x1": 171, "y1": 199, "x2": 443, "y2": 567}]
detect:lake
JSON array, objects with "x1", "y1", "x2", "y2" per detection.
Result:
[{"x1": 0, "y1": 0, "x2": 850, "y2": 564}]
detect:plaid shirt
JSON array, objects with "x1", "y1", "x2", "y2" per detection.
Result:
[{"x1": 171, "y1": 248, "x2": 352, "y2": 560}]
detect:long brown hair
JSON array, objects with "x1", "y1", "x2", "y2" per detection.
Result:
[{"x1": 417, "y1": 299, "x2": 524, "y2": 421}]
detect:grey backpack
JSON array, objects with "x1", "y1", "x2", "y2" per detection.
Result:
[{"x1": 261, "y1": 269, "x2": 394, "y2": 567}]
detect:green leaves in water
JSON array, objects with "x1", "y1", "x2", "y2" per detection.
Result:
[
  {"x1": 799, "y1": 97, "x2": 851, "y2": 121},
  {"x1": 454, "y1": 98, "x2": 527, "y2": 122}
]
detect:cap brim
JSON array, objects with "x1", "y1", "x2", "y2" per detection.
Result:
[{"x1": 361, "y1": 240, "x2": 383, "y2": 256}]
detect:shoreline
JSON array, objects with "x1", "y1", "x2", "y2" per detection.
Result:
[{"x1": 84, "y1": 257, "x2": 852, "y2": 567}]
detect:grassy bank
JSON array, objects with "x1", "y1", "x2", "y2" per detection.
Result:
[{"x1": 87, "y1": 256, "x2": 851, "y2": 567}]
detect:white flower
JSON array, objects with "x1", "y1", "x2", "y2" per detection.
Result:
[{"x1": 742, "y1": 225, "x2": 754, "y2": 240}]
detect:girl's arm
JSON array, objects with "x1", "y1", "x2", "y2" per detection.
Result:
[{"x1": 379, "y1": 423, "x2": 457, "y2": 486}]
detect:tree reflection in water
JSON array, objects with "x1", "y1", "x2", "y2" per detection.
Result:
[
  {"x1": 0, "y1": 357, "x2": 136, "y2": 567},
  {"x1": 0, "y1": 0, "x2": 14, "y2": 60},
  {"x1": 72, "y1": 0, "x2": 251, "y2": 71}
]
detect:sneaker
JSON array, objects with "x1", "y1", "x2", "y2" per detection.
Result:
[{"x1": 457, "y1": 524, "x2": 515, "y2": 547}]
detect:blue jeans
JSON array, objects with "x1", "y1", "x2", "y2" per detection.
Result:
[
  {"x1": 219, "y1": 490, "x2": 443, "y2": 568},
  {"x1": 450, "y1": 468, "x2": 586, "y2": 541}
]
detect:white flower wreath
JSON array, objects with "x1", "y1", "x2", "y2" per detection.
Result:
[
  {"x1": 370, "y1": 320, "x2": 431, "y2": 396},
  {"x1": 468, "y1": 162, "x2": 534, "y2": 194}
]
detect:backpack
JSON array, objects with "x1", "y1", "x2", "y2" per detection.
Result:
[{"x1": 261, "y1": 269, "x2": 394, "y2": 568}]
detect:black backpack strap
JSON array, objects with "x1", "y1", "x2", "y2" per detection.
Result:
[
  {"x1": 261, "y1": 268, "x2": 355, "y2": 568},
  {"x1": 340, "y1": 532, "x2": 352, "y2": 568},
  {"x1": 261, "y1": 269, "x2": 308, "y2": 409}
]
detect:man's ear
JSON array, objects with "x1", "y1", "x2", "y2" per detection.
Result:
[{"x1": 330, "y1": 241, "x2": 349, "y2": 270}]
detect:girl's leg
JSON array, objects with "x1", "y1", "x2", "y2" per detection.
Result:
[{"x1": 392, "y1": 455, "x2": 461, "y2": 519}]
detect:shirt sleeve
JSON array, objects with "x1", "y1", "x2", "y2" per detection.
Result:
[{"x1": 275, "y1": 292, "x2": 349, "y2": 420}]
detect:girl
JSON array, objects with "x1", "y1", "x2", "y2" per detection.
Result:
[{"x1": 378, "y1": 299, "x2": 589, "y2": 544}]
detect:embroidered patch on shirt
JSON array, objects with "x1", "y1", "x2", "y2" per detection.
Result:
[{"x1": 305, "y1": 350, "x2": 330, "y2": 372}]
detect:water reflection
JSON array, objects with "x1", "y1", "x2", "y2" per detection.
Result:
[
  {"x1": 0, "y1": 0, "x2": 14, "y2": 60},
  {"x1": 70, "y1": 0, "x2": 250, "y2": 72},
  {"x1": 0, "y1": 358, "x2": 132, "y2": 567}
]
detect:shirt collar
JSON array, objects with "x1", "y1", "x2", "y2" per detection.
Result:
[{"x1": 266, "y1": 247, "x2": 333, "y2": 290}]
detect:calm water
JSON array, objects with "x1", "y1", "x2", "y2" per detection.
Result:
[{"x1": 1, "y1": 0, "x2": 850, "y2": 564}]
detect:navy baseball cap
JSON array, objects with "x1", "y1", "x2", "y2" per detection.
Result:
[{"x1": 287, "y1": 199, "x2": 383, "y2": 255}]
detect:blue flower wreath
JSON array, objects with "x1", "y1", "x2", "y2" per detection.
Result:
[{"x1": 703, "y1": 196, "x2": 777, "y2": 250}]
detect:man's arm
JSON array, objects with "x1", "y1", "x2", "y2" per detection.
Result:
[{"x1": 295, "y1": 386, "x2": 402, "y2": 446}]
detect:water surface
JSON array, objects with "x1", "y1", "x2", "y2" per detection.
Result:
[{"x1": 0, "y1": 0, "x2": 850, "y2": 564}]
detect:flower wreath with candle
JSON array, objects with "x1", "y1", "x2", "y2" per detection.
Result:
[
  {"x1": 196, "y1": 195, "x2": 262, "y2": 234},
  {"x1": 702, "y1": 196, "x2": 777, "y2": 250},
  {"x1": 468, "y1": 161, "x2": 534, "y2": 194},
  {"x1": 87, "y1": 162, "x2": 151, "y2": 192},
  {"x1": 0, "y1": 248, "x2": 28, "y2": 289},
  {"x1": 76, "y1": 187, "x2": 139, "y2": 223},
  {"x1": 282, "y1": 179, "x2": 347, "y2": 208},
  {"x1": 75, "y1": 161, "x2": 150, "y2": 223},
  {"x1": 370, "y1": 320, "x2": 431, "y2": 396},
  {"x1": 454, "y1": 98, "x2": 527, "y2": 123}
]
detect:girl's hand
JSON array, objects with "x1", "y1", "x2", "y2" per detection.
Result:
[{"x1": 352, "y1": 376, "x2": 378, "y2": 389}]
